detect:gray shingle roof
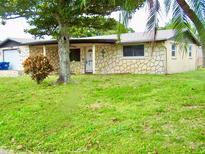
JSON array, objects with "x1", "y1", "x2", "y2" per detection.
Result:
[
  {"x1": 7, "y1": 37, "x2": 36, "y2": 44},
  {"x1": 33, "y1": 29, "x2": 199, "y2": 45},
  {"x1": 0, "y1": 37, "x2": 57, "y2": 47},
  {"x1": 76, "y1": 29, "x2": 177, "y2": 43},
  {"x1": 0, "y1": 30, "x2": 200, "y2": 47},
  {"x1": 78, "y1": 29, "x2": 200, "y2": 45},
  {"x1": 0, "y1": 37, "x2": 37, "y2": 46}
]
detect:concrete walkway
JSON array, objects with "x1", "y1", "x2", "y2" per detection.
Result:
[
  {"x1": 0, "y1": 149, "x2": 10, "y2": 154},
  {"x1": 0, "y1": 70, "x2": 23, "y2": 77}
]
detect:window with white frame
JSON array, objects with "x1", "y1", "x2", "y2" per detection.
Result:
[
  {"x1": 171, "y1": 44, "x2": 176, "y2": 57},
  {"x1": 188, "y1": 45, "x2": 192, "y2": 57},
  {"x1": 123, "y1": 45, "x2": 144, "y2": 57}
]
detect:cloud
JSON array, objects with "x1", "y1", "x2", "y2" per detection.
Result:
[{"x1": 0, "y1": 18, "x2": 33, "y2": 40}]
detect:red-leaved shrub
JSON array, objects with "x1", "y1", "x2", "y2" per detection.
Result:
[{"x1": 23, "y1": 55, "x2": 54, "y2": 84}]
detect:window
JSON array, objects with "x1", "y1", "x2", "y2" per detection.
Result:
[
  {"x1": 123, "y1": 45, "x2": 144, "y2": 57},
  {"x1": 70, "y1": 49, "x2": 80, "y2": 61},
  {"x1": 188, "y1": 45, "x2": 192, "y2": 57},
  {"x1": 171, "y1": 44, "x2": 176, "y2": 57}
]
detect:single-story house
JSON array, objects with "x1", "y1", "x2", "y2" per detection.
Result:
[{"x1": 0, "y1": 29, "x2": 203, "y2": 74}]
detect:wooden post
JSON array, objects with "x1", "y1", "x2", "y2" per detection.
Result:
[{"x1": 92, "y1": 44, "x2": 96, "y2": 74}]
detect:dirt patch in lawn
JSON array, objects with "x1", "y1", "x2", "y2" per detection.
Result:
[
  {"x1": 88, "y1": 103, "x2": 105, "y2": 111},
  {"x1": 182, "y1": 104, "x2": 205, "y2": 110}
]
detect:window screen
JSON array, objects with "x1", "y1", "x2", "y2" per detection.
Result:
[
  {"x1": 70, "y1": 49, "x2": 80, "y2": 61},
  {"x1": 189, "y1": 45, "x2": 192, "y2": 57},
  {"x1": 171, "y1": 44, "x2": 176, "y2": 57},
  {"x1": 123, "y1": 45, "x2": 144, "y2": 57}
]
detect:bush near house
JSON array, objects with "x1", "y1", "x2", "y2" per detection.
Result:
[
  {"x1": 23, "y1": 55, "x2": 54, "y2": 84},
  {"x1": 0, "y1": 69, "x2": 205, "y2": 153}
]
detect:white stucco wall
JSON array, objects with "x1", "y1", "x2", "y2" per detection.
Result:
[
  {"x1": 165, "y1": 40, "x2": 199, "y2": 74},
  {"x1": 196, "y1": 47, "x2": 204, "y2": 67},
  {"x1": 0, "y1": 45, "x2": 30, "y2": 70}
]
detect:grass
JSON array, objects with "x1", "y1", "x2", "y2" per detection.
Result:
[{"x1": 0, "y1": 69, "x2": 205, "y2": 153}]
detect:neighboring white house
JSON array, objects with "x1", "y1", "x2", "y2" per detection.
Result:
[
  {"x1": 0, "y1": 30, "x2": 203, "y2": 74},
  {"x1": 0, "y1": 38, "x2": 31, "y2": 70}
]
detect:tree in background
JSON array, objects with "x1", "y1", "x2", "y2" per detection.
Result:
[
  {"x1": 65, "y1": 23, "x2": 135, "y2": 38},
  {"x1": 0, "y1": 0, "x2": 143, "y2": 84}
]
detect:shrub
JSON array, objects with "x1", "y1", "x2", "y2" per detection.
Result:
[{"x1": 23, "y1": 55, "x2": 54, "y2": 84}]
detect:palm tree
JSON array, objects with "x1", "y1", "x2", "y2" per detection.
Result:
[
  {"x1": 145, "y1": 0, "x2": 205, "y2": 53},
  {"x1": 83, "y1": 0, "x2": 205, "y2": 52}
]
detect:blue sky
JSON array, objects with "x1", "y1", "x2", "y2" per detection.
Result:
[{"x1": 0, "y1": 0, "x2": 170, "y2": 41}]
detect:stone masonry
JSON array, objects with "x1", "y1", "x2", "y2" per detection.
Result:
[
  {"x1": 95, "y1": 43, "x2": 166, "y2": 74},
  {"x1": 29, "y1": 43, "x2": 166, "y2": 74},
  {"x1": 29, "y1": 45, "x2": 85, "y2": 74}
]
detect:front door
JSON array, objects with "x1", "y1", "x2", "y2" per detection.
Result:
[{"x1": 85, "y1": 49, "x2": 93, "y2": 73}]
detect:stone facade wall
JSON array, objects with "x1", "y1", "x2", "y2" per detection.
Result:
[
  {"x1": 30, "y1": 45, "x2": 60, "y2": 72},
  {"x1": 29, "y1": 45, "x2": 85, "y2": 74},
  {"x1": 45, "y1": 45, "x2": 59, "y2": 72},
  {"x1": 95, "y1": 43, "x2": 166, "y2": 74},
  {"x1": 29, "y1": 46, "x2": 44, "y2": 56},
  {"x1": 29, "y1": 43, "x2": 166, "y2": 74},
  {"x1": 70, "y1": 47, "x2": 86, "y2": 74}
]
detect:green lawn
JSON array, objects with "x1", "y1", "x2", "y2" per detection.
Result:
[{"x1": 0, "y1": 70, "x2": 205, "y2": 153}]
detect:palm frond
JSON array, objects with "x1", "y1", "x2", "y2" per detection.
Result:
[
  {"x1": 171, "y1": 1, "x2": 194, "y2": 53},
  {"x1": 117, "y1": 0, "x2": 140, "y2": 41},
  {"x1": 164, "y1": 0, "x2": 172, "y2": 15},
  {"x1": 188, "y1": 0, "x2": 205, "y2": 46},
  {"x1": 175, "y1": 0, "x2": 205, "y2": 49},
  {"x1": 146, "y1": 0, "x2": 160, "y2": 31},
  {"x1": 188, "y1": 0, "x2": 205, "y2": 24},
  {"x1": 145, "y1": 0, "x2": 161, "y2": 53}
]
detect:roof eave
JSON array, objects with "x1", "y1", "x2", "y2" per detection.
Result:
[
  {"x1": 165, "y1": 31, "x2": 201, "y2": 46},
  {"x1": 0, "y1": 38, "x2": 23, "y2": 46},
  {"x1": 23, "y1": 40, "x2": 57, "y2": 46},
  {"x1": 24, "y1": 39, "x2": 117, "y2": 46},
  {"x1": 119, "y1": 39, "x2": 167, "y2": 44}
]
